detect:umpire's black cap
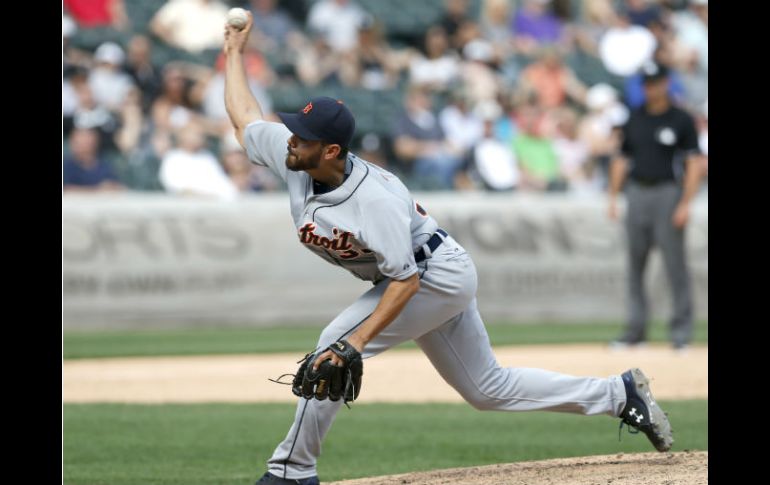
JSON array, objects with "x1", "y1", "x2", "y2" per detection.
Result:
[
  {"x1": 640, "y1": 61, "x2": 669, "y2": 83},
  {"x1": 277, "y1": 97, "x2": 356, "y2": 148}
]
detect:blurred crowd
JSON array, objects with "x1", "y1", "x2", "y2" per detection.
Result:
[{"x1": 62, "y1": 0, "x2": 708, "y2": 197}]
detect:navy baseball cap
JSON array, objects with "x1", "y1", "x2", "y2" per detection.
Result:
[
  {"x1": 640, "y1": 61, "x2": 669, "y2": 83},
  {"x1": 277, "y1": 97, "x2": 356, "y2": 148}
]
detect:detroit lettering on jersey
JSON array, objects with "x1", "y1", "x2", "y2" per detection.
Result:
[
  {"x1": 243, "y1": 120, "x2": 439, "y2": 283},
  {"x1": 298, "y1": 223, "x2": 372, "y2": 260}
]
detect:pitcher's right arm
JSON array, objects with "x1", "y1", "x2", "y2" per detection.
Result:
[{"x1": 223, "y1": 12, "x2": 264, "y2": 146}]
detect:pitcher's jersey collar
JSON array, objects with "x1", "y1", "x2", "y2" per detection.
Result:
[{"x1": 306, "y1": 155, "x2": 368, "y2": 205}]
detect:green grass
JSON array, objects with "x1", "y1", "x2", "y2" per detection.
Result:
[
  {"x1": 63, "y1": 320, "x2": 708, "y2": 359},
  {"x1": 63, "y1": 400, "x2": 708, "y2": 485}
]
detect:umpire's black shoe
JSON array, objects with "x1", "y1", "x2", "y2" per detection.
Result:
[
  {"x1": 255, "y1": 472, "x2": 319, "y2": 485},
  {"x1": 619, "y1": 368, "x2": 674, "y2": 452}
]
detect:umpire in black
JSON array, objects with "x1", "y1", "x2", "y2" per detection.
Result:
[{"x1": 608, "y1": 61, "x2": 706, "y2": 350}]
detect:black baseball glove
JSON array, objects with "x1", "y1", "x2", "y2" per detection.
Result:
[{"x1": 291, "y1": 340, "x2": 363, "y2": 406}]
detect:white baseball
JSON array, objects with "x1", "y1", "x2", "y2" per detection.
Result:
[{"x1": 226, "y1": 7, "x2": 249, "y2": 30}]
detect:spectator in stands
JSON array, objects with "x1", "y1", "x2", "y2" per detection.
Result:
[
  {"x1": 62, "y1": 14, "x2": 92, "y2": 72},
  {"x1": 512, "y1": 103, "x2": 566, "y2": 191},
  {"x1": 671, "y1": 0, "x2": 707, "y2": 72},
  {"x1": 281, "y1": 0, "x2": 310, "y2": 24},
  {"x1": 244, "y1": 0, "x2": 306, "y2": 79},
  {"x1": 512, "y1": 0, "x2": 567, "y2": 56},
  {"x1": 220, "y1": 131, "x2": 282, "y2": 192},
  {"x1": 71, "y1": 82, "x2": 146, "y2": 188},
  {"x1": 547, "y1": 107, "x2": 594, "y2": 193},
  {"x1": 357, "y1": 133, "x2": 390, "y2": 170},
  {"x1": 438, "y1": 89, "x2": 484, "y2": 162},
  {"x1": 125, "y1": 35, "x2": 162, "y2": 115},
  {"x1": 63, "y1": 0, "x2": 129, "y2": 30},
  {"x1": 598, "y1": 9, "x2": 656, "y2": 77},
  {"x1": 392, "y1": 87, "x2": 464, "y2": 190},
  {"x1": 624, "y1": 45, "x2": 685, "y2": 109},
  {"x1": 440, "y1": 0, "x2": 473, "y2": 49},
  {"x1": 114, "y1": 87, "x2": 145, "y2": 157},
  {"x1": 247, "y1": 0, "x2": 303, "y2": 50},
  {"x1": 88, "y1": 42, "x2": 136, "y2": 113},
  {"x1": 294, "y1": 30, "x2": 345, "y2": 86},
  {"x1": 577, "y1": 83, "x2": 628, "y2": 188},
  {"x1": 63, "y1": 128, "x2": 125, "y2": 192},
  {"x1": 455, "y1": 22, "x2": 486, "y2": 60},
  {"x1": 408, "y1": 25, "x2": 461, "y2": 92},
  {"x1": 150, "y1": 0, "x2": 229, "y2": 54},
  {"x1": 63, "y1": 66, "x2": 89, "y2": 137},
  {"x1": 645, "y1": 13, "x2": 674, "y2": 49},
  {"x1": 472, "y1": 100, "x2": 520, "y2": 191},
  {"x1": 59, "y1": 0, "x2": 705, "y2": 196},
  {"x1": 676, "y1": 49, "x2": 708, "y2": 115},
  {"x1": 480, "y1": 0, "x2": 514, "y2": 57},
  {"x1": 516, "y1": 45, "x2": 587, "y2": 109},
  {"x1": 573, "y1": 0, "x2": 617, "y2": 57},
  {"x1": 459, "y1": 39, "x2": 502, "y2": 104},
  {"x1": 151, "y1": 65, "x2": 205, "y2": 137},
  {"x1": 306, "y1": 0, "x2": 368, "y2": 53},
  {"x1": 159, "y1": 121, "x2": 238, "y2": 200},
  {"x1": 492, "y1": 89, "x2": 519, "y2": 145},
  {"x1": 624, "y1": 0, "x2": 663, "y2": 29},
  {"x1": 339, "y1": 18, "x2": 408, "y2": 90},
  {"x1": 69, "y1": 82, "x2": 120, "y2": 155},
  {"x1": 199, "y1": 51, "x2": 274, "y2": 135}
]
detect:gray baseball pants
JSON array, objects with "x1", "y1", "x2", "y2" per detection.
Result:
[
  {"x1": 267, "y1": 235, "x2": 627, "y2": 479},
  {"x1": 622, "y1": 181, "x2": 693, "y2": 346}
]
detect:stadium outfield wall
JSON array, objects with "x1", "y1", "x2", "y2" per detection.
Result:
[{"x1": 63, "y1": 193, "x2": 708, "y2": 329}]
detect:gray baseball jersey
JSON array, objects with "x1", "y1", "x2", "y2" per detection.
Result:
[
  {"x1": 244, "y1": 120, "x2": 438, "y2": 283},
  {"x1": 243, "y1": 120, "x2": 629, "y2": 481}
]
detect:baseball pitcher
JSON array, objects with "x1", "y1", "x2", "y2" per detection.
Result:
[{"x1": 223, "y1": 14, "x2": 673, "y2": 485}]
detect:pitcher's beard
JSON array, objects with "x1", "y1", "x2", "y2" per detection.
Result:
[
  {"x1": 285, "y1": 152, "x2": 320, "y2": 172},
  {"x1": 285, "y1": 153, "x2": 299, "y2": 171}
]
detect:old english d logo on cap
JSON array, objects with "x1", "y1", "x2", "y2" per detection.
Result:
[{"x1": 277, "y1": 96, "x2": 356, "y2": 147}]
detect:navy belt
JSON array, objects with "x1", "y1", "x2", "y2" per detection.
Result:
[{"x1": 414, "y1": 229, "x2": 448, "y2": 263}]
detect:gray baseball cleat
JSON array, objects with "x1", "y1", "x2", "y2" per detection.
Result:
[
  {"x1": 255, "y1": 472, "x2": 319, "y2": 485},
  {"x1": 619, "y1": 368, "x2": 674, "y2": 452}
]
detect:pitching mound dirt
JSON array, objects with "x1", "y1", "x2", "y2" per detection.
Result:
[{"x1": 327, "y1": 451, "x2": 707, "y2": 485}]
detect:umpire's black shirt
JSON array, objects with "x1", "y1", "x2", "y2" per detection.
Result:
[{"x1": 621, "y1": 105, "x2": 699, "y2": 184}]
